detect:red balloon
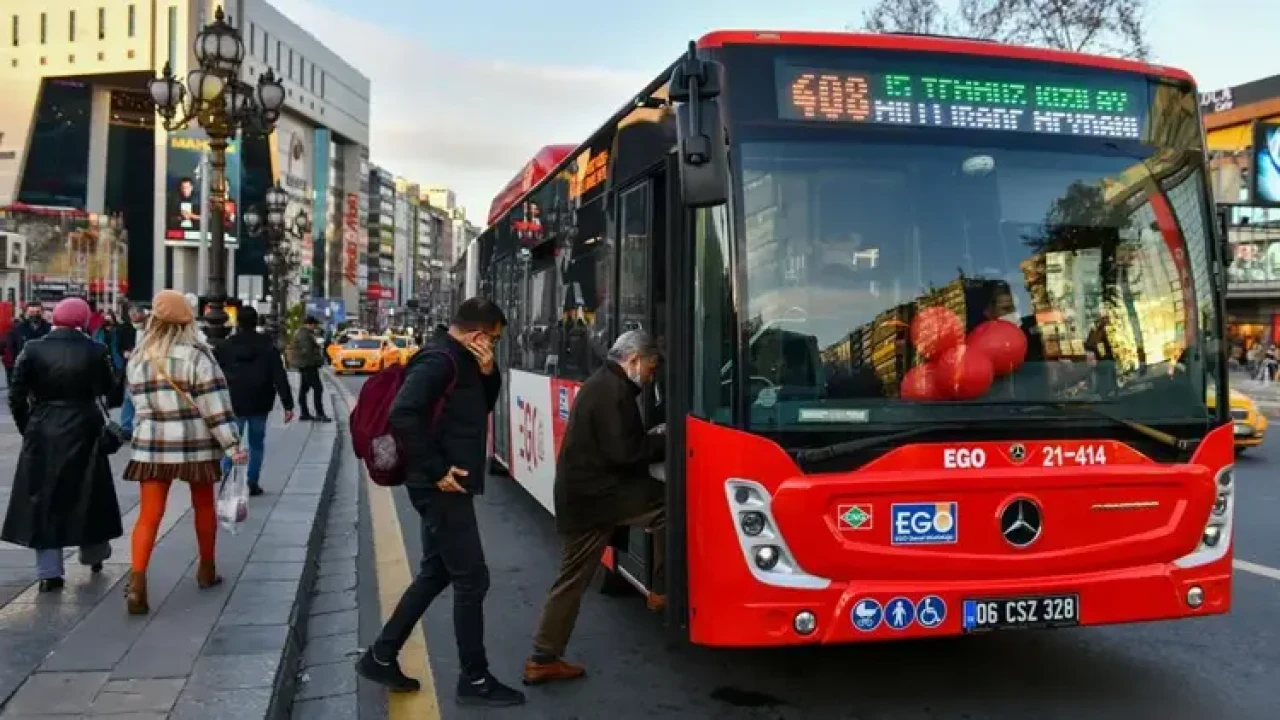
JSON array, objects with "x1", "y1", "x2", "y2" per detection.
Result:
[
  {"x1": 911, "y1": 307, "x2": 964, "y2": 359},
  {"x1": 901, "y1": 363, "x2": 942, "y2": 401},
  {"x1": 968, "y1": 319, "x2": 1028, "y2": 377},
  {"x1": 935, "y1": 344, "x2": 994, "y2": 400}
]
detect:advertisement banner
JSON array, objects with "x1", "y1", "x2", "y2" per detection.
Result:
[
  {"x1": 274, "y1": 114, "x2": 314, "y2": 285},
  {"x1": 313, "y1": 128, "x2": 330, "y2": 297},
  {"x1": 343, "y1": 193, "x2": 360, "y2": 285},
  {"x1": 164, "y1": 129, "x2": 240, "y2": 246},
  {"x1": 1253, "y1": 121, "x2": 1280, "y2": 206}
]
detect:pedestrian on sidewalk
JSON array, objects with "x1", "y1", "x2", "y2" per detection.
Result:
[
  {"x1": 121, "y1": 290, "x2": 246, "y2": 615},
  {"x1": 289, "y1": 316, "x2": 331, "y2": 422},
  {"x1": 1, "y1": 297, "x2": 123, "y2": 592},
  {"x1": 3, "y1": 301, "x2": 51, "y2": 387},
  {"x1": 213, "y1": 306, "x2": 295, "y2": 496},
  {"x1": 356, "y1": 298, "x2": 525, "y2": 708}
]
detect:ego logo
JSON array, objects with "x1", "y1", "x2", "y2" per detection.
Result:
[
  {"x1": 515, "y1": 397, "x2": 546, "y2": 471},
  {"x1": 943, "y1": 447, "x2": 986, "y2": 469}
]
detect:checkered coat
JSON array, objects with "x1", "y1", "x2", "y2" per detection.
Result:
[{"x1": 125, "y1": 340, "x2": 240, "y2": 480}]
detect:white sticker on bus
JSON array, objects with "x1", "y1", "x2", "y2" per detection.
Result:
[{"x1": 943, "y1": 448, "x2": 986, "y2": 469}]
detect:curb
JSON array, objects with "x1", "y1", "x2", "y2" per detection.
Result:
[{"x1": 265, "y1": 387, "x2": 344, "y2": 720}]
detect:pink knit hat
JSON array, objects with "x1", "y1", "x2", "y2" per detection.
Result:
[{"x1": 51, "y1": 297, "x2": 91, "y2": 330}]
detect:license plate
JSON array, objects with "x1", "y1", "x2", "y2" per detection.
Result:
[
  {"x1": 962, "y1": 594, "x2": 1079, "y2": 632},
  {"x1": 343, "y1": 360, "x2": 361, "y2": 367},
  {"x1": 1234, "y1": 423, "x2": 1253, "y2": 437}
]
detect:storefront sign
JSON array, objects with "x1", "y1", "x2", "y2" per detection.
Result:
[
  {"x1": 1200, "y1": 88, "x2": 1234, "y2": 113},
  {"x1": 343, "y1": 193, "x2": 360, "y2": 284}
]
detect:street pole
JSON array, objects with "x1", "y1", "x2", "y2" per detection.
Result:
[{"x1": 205, "y1": 137, "x2": 230, "y2": 342}]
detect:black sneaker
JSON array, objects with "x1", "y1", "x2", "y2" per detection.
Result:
[
  {"x1": 315, "y1": 415, "x2": 333, "y2": 423},
  {"x1": 248, "y1": 485, "x2": 265, "y2": 497},
  {"x1": 355, "y1": 648, "x2": 421, "y2": 693},
  {"x1": 456, "y1": 673, "x2": 526, "y2": 707}
]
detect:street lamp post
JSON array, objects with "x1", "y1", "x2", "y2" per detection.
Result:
[
  {"x1": 146, "y1": 6, "x2": 285, "y2": 343},
  {"x1": 244, "y1": 182, "x2": 290, "y2": 344}
]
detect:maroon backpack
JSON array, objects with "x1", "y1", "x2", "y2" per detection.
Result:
[{"x1": 350, "y1": 350, "x2": 457, "y2": 487}]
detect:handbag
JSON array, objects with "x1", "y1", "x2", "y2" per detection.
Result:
[{"x1": 98, "y1": 397, "x2": 129, "y2": 455}]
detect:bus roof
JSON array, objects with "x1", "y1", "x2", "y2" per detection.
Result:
[
  {"x1": 695, "y1": 30, "x2": 1196, "y2": 85},
  {"x1": 487, "y1": 145, "x2": 576, "y2": 225}
]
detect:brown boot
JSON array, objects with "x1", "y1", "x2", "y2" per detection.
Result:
[
  {"x1": 522, "y1": 658, "x2": 586, "y2": 686},
  {"x1": 646, "y1": 593, "x2": 667, "y2": 612},
  {"x1": 196, "y1": 560, "x2": 222, "y2": 589},
  {"x1": 125, "y1": 571, "x2": 149, "y2": 615}
]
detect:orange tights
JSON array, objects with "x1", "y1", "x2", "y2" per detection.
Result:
[{"x1": 131, "y1": 480, "x2": 217, "y2": 574}]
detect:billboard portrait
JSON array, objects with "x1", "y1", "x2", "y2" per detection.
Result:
[
  {"x1": 1253, "y1": 121, "x2": 1280, "y2": 206},
  {"x1": 164, "y1": 129, "x2": 241, "y2": 246},
  {"x1": 273, "y1": 114, "x2": 314, "y2": 288}
]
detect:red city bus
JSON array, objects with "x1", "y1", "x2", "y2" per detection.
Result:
[{"x1": 464, "y1": 30, "x2": 1236, "y2": 647}]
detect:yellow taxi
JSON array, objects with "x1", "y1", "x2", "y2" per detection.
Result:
[
  {"x1": 1208, "y1": 387, "x2": 1269, "y2": 453},
  {"x1": 388, "y1": 335, "x2": 419, "y2": 366},
  {"x1": 331, "y1": 337, "x2": 399, "y2": 375}
]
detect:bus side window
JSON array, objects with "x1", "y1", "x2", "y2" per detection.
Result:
[{"x1": 557, "y1": 196, "x2": 611, "y2": 381}]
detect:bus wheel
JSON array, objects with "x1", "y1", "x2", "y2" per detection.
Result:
[{"x1": 598, "y1": 567, "x2": 632, "y2": 596}]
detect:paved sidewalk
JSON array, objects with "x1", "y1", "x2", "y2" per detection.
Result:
[
  {"x1": 1231, "y1": 375, "x2": 1280, "y2": 416},
  {"x1": 0, "y1": 374, "x2": 340, "y2": 719}
]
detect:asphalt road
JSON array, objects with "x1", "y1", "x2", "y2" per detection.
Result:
[{"x1": 341, "y1": 375, "x2": 1280, "y2": 720}]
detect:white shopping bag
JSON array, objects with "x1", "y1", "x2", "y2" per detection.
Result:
[{"x1": 216, "y1": 463, "x2": 249, "y2": 534}]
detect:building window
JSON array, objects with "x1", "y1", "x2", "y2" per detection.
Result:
[
  {"x1": 248, "y1": 23, "x2": 254, "y2": 55},
  {"x1": 321, "y1": 72, "x2": 325, "y2": 98},
  {"x1": 10, "y1": 15, "x2": 16, "y2": 47},
  {"x1": 98, "y1": 8, "x2": 104, "y2": 40},
  {"x1": 127, "y1": 4, "x2": 135, "y2": 37},
  {"x1": 260, "y1": 30, "x2": 268, "y2": 61},
  {"x1": 288, "y1": 48, "x2": 294, "y2": 79},
  {"x1": 299, "y1": 57, "x2": 305, "y2": 87},
  {"x1": 40, "y1": 12, "x2": 46, "y2": 44},
  {"x1": 311, "y1": 65, "x2": 316, "y2": 92},
  {"x1": 69, "y1": 10, "x2": 75, "y2": 42},
  {"x1": 275, "y1": 40, "x2": 281, "y2": 71}
]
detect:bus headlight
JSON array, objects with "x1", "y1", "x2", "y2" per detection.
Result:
[
  {"x1": 1174, "y1": 465, "x2": 1234, "y2": 569},
  {"x1": 725, "y1": 479, "x2": 830, "y2": 590},
  {"x1": 753, "y1": 545, "x2": 780, "y2": 570},
  {"x1": 740, "y1": 511, "x2": 767, "y2": 537}
]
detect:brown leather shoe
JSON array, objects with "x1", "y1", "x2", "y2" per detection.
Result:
[
  {"x1": 522, "y1": 658, "x2": 587, "y2": 686},
  {"x1": 646, "y1": 593, "x2": 667, "y2": 612},
  {"x1": 196, "y1": 560, "x2": 223, "y2": 589},
  {"x1": 125, "y1": 571, "x2": 149, "y2": 615}
]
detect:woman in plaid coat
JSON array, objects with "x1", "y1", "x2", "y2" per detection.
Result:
[{"x1": 122, "y1": 290, "x2": 247, "y2": 615}]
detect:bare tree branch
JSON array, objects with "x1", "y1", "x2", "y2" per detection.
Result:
[{"x1": 862, "y1": 0, "x2": 1150, "y2": 60}]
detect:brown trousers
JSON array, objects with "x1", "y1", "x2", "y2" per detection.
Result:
[{"x1": 531, "y1": 504, "x2": 665, "y2": 658}]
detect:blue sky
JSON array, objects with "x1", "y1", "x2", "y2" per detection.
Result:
[{"x1": 273, "y1": 0, "x2": 1274, "y2": 222}]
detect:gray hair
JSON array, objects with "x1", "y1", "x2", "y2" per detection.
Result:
[{"x1": 608, "y1": 329, "x2": 658, "y2": 363}]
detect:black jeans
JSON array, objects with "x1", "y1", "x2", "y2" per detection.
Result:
[
  {"x1": 374, "y1": 493, "x2": 490, "y2": 679},
  {"x1": 298, "y1": 367, "x2": 324, "y2": 417}
]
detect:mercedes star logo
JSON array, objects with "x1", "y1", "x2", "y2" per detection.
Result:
[
  {"x1": 1009, "y1": 443, "x2": 1027, "y2": 463},
  {"x1": 1000, "y1": 498, "x2": 1042, "y2": 548}
]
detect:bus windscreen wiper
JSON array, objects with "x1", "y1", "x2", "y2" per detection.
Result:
[
  {"x1": 791, "y1": 424, "x2": 964, "y2": 464},
  {"x1": 1045, "y1": 402, "x2": 1199, "y2": 451}
]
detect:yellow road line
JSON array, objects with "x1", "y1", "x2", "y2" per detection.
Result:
[{"x1": 331, "y1": 377, "x2": 441, "y2": 718}]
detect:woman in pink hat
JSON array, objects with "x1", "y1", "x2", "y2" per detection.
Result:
[{"x1": 1, "y1": 297, "x2": 123, "y2": 592}]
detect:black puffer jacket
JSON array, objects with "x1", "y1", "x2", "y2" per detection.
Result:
[
  {"x1": 390, "y1": 334, "x2": 500, "y2": 501},
  {"x1": 213, "y1": 328, "x2": 295, "y2": 417}
]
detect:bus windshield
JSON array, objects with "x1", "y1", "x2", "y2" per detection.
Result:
[{"x1": 733, "y1": 134, "x2": 1220, "y2": 433}]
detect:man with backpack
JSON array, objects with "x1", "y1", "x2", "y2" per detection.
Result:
[{"x1": 354, "y1": 297, "x2": 525, "y2": 708}]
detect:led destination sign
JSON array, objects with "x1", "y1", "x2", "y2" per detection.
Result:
[{"x1": 778, "y1": 65, "x2": 1145, "y2": 139}]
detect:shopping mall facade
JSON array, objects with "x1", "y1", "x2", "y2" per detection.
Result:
[
  {"x1": 0, "y1": 0, "x2": 371, "y2": 315},
  {"x1": 1203, "y1": 73, "x2": 1280, "y2": 355}
]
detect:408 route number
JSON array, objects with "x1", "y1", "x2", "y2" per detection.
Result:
[{"x1": 1042, "y1": 445, "x2": 1107, "y2": 467}]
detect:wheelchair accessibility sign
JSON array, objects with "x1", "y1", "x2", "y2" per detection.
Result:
[{"x1": 915, "y1": 595, "x2": 946, "y2": 629}]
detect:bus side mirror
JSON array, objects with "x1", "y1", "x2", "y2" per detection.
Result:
[
  {"x1": 1216, "y1": 205, "x2": 1233, "y2": 267},
  {"x1": 669, "y1": 41, "x2": 728, "y2": 208}
]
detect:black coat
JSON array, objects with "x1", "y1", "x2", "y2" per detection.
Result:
[
  {"x1": 553, "y1": 362, "x2": 664, "y2": 535},
  {"x1": 1, "y1": 328, "x2": 123, "y2": 549},
  {"x1": 390, "y1": 334, "x2": 500, "y2": 501},
  {"x1": 213, "y1": 328, "x2": 295, "y2": 417}
]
